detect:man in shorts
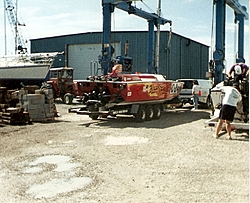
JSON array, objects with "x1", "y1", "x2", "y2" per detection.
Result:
[{"x1": 213, "y1": 83, "x2": 242, "y2": 140}]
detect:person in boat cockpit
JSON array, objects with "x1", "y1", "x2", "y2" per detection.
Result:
[{"x1": 109, "y1": 64, "x2": 122, "y2": 78}]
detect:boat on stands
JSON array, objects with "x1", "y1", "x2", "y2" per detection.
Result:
[{"x1": 0, "y1": 52, "x2": 60, "y2": 89}]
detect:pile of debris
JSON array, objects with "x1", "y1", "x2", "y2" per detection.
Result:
[{"x1": 0, "y1": 86, "x2": 57, "y2": 125}]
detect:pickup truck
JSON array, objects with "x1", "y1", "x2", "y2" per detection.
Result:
[{"x1": 176, "y1": 79, "x2": 213, "y2": 108}]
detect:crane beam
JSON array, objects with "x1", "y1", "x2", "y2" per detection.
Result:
[
  {"x1": 213, "y1": 0, "x2": 248, "y2": 85},
  {"x1": 101, "y1": 0, "x2": 171, "y2": 75},
  {"x1": 116, "y1": 2, "x2": 171, "y2": 25},
  {"x1": 226, "y1": 0, "x2": 249, "y2": 19},
  {"x1": 102, "y1": 0, "x2": 141, "y2": 4}
]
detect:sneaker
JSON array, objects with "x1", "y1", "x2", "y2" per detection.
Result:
[
  {"x1": 191, "y1": 108, "x2": 196, "y2": 111},
  {"x1": 227, "y1": 136, "x2": 232, "y2": 140},
  {"x1": 212, "y1": 134, "x2": 219, "y2": 139}
]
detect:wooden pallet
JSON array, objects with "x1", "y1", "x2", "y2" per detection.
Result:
[{"x1": 0, "y1": 108, "x2": 31, "y2": 125}]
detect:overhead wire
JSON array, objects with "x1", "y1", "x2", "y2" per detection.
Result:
[
  {"x1": 234, "y1": 19, "x2": 238, "y2": 62},
  {"x1": 111, "y1": 7, "x2": 118, "y2": 62},
  {"x1": 210, "y1": 2, "x2": 215, "y2": 62}
]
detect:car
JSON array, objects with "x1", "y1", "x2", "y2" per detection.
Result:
[{"x1": 176, "y1": 79, "x2": 213, "y2": 108}]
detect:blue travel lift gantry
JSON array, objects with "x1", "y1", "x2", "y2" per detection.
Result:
[
  {"x1": 213, "y1": 0, "x2": 249, "y2": 85},
  {"x1": 101, "y1": 0, "x2": 172, "y2": 75}
]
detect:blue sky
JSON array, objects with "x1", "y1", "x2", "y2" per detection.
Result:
[{"x1": 0, "y1": 0, "x2": 249, "y2": 71}]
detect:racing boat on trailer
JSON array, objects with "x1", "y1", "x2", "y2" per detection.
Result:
[
  {"x1": 72, "y1": 73, "x2": 184, "y2": 122},
  {"x1": 81, "y1": 73, "x2": 184, "y2": 103}
]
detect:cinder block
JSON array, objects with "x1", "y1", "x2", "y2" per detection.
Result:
[
  {"x1": 47, "y1": 98, "x2": 54, "y2": 104},
  {"x1": 35, "y1": 89, "x2": 42, "y2": 94},
  {"x1": 37, "y1": 107, "x2": 46, "y2": 115},
  {"x1": 18, "y1": 89, "x2": 28, "y2": 96},
  {"x1": 45, "y1": 112, "x2": 54, "y2": 118},
  {"x1": 43, "y1": 89, "x2": 53, "y2": 95},
  {"x1": 26, "y1": 94, "x2": 45, "y2": 105},
  {"x1": 27, "y1": 109, "x2": 38, "y2": 115},
  {"x1": 45, "y1": 104, "x2": 54, "y2": 113},
  {"x1": 27, "y1": 105, "x2": 38, "y2": 110}
]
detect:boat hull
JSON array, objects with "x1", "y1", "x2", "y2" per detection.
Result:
[
  {"x1": 119, "y1": 81, "x2": 183, "y2": 102},
  {"x1": 75, "y1": 73, "x2": 184, "y2": 103}
]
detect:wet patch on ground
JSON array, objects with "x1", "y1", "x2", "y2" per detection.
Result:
[
  {"x1": 21, "y1": 155, "x2": 92, "y2": 199},
  {"x1": 105, "y1": 136, "x2": 149, "y2": 145}
]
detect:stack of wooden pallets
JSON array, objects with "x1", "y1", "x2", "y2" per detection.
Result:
[{"x1": 0, "y1": 107, "x2": 31, "y2": 125}]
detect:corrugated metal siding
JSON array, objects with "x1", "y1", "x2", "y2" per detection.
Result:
[{"x1": 30, "y1": 31, "x2": 209, "y2": 80}]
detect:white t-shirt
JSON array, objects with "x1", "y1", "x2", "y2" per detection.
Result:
[
  {"x1": 192, "y1": 85, "x2": 201, "y2": 94},
  {"x1": 220, "y1": 86, "x2": 242, "y2": 107}
]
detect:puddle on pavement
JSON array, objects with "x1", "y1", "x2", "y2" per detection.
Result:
[
  {"x1": 0, "y1": 172, "x2": 6, "y2": 178},
  {"x1": 27, "y1": 155, "x2": 80, "y2": 172},
  {"x1": 24, "y1": 155, "x2": 92, "y2": 199},
  {"x1": 105, "y1": 136, "x2": 149, "y2": 145},
  {"x1": 24, "y1": 167, "x2": 43, "y2": 174},
  {"x1": 27, "y1": 177, "x2": 92, "y2": 199}
]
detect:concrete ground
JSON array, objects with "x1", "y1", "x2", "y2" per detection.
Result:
[{"x1": 0, "y1": 103, "x2": 248, "y2": 203}]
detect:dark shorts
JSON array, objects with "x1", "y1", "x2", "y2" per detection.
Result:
[{"x1": 219, "y1": 104, "x2": 236, "y2": 122}]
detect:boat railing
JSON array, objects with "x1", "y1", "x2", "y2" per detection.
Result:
[{"x1": 0, "y1": 52, "x2": 61, "y2": 67}]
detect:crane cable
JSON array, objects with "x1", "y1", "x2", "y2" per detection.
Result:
[
  {"x1": 141, "y1": 1, "x2": 155, "y2": 13},
  {"x1": 210, "y1": 2, "x2": 215, "y2": 62},
  {"x1": 141, "y1": 0, "x2": 172, "y2": 48},
  {"x1": 167, "y1": 26, "x2": 172, "y2": 48},
  {"x1": 234, "y1": 19, "x2": 238, "y2": 62}
]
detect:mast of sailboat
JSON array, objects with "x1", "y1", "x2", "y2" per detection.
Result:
[
  {"x1": 155, "y1": 0, "x2": 161, "y2": 74},
  {"x1": 4, "y1": 0, "x2": 7, "y2": 55}
]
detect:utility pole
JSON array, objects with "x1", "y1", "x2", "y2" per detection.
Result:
[{"x1": 154, "y1": 0, "x2": 161, "y2": 74}]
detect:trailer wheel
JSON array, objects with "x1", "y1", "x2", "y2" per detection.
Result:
[
  {"x1": 88, "y1": 105, "x2": 99, "y2": 120},
  {"x1": 64, "y1": 93, "x2": 73, "y2": 105},
  {"x1": 135, "y1": 105, "x2": 146, "y2": 122},
  {"x1": 146, "y1": 105, "x2": 154, "y2": 121},
  {"x1": 153, "y1": 104, "x2": 161, "y2": 119},
  {"x1": 89, "y1": 114, "x2": 99, "y2": 120}
]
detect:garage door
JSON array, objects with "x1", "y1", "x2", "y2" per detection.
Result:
[{"x1": 68, "y1": 43, "x2": 121, "y2": 80}]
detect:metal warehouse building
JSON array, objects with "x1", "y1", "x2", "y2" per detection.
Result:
[{"x1": 30, "y1": 31, "x2": 209, "y2": 80}]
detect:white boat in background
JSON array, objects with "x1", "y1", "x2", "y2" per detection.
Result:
[
  {"x1": 0, "y1": 52, "x2": 59, "y2": 68},
  {"x1": 0, "y1": 52, "x2": 61, "y2": 89}
]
